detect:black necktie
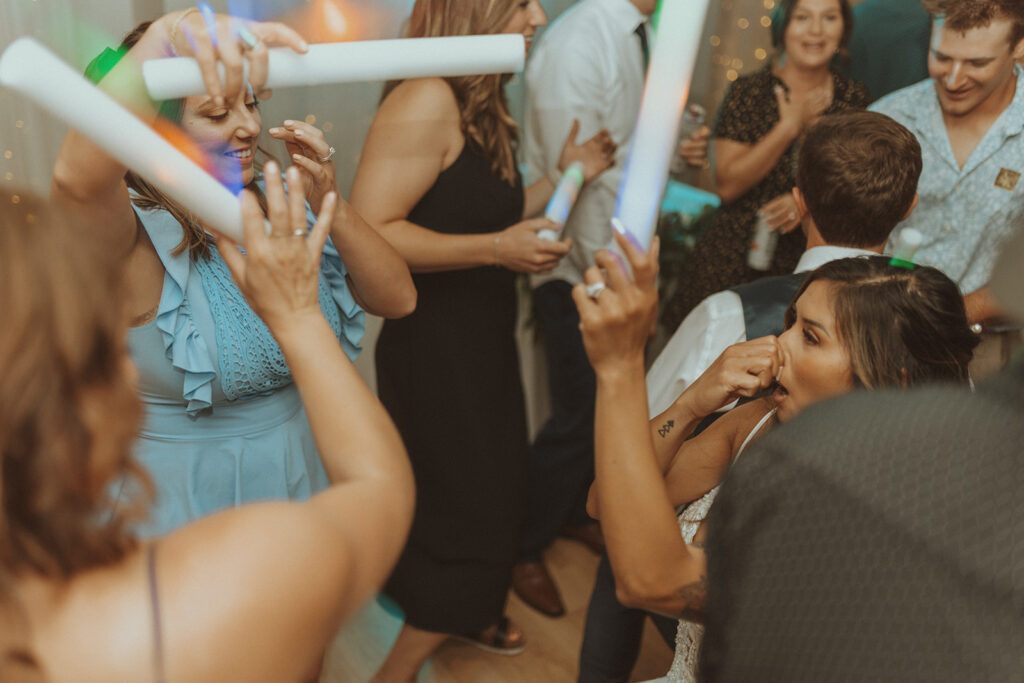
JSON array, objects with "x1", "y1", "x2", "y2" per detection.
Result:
[{"x1": 635, "y1": 23, "x2": 650, "y2": 72}]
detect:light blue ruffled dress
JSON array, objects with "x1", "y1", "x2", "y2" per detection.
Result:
[{"x1": 120, "y1": 195, "x2": 365, "y2": 537}]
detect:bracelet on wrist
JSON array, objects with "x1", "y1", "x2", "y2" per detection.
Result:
[{"x1": 169, "y1": 8, "x2": 200, "y2": 55}]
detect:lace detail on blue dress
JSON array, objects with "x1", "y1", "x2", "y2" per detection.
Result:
[
  {"x1": 131, "y1": 188, "x2": 365, "y2": 414},
  {"x1": 194, "y1": 248, "x2": 343, "y2": 400}
]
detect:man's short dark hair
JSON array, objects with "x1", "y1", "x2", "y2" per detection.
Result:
[
  {"x1": 923, "y1": 0, "x2": 1024, "y2": 47},
  {"x1": 796, "y1": 111, "x2": 922, "y2": 248}
]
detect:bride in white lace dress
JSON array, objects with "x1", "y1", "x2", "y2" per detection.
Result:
[{"x1": 574, "y1": 238, "x2": 977, "y2": 683}]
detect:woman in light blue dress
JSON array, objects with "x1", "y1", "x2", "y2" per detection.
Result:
[{"x1": 54, "y1": 10, "x2": 415, "y2": 536}]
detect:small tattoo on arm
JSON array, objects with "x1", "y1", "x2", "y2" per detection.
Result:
[
  {"x1": 676, "y1": 574, "x2": 708, "y2": 623},
  {"x1": 658, "y1": 419, "x2": 676, "y2": 438}
]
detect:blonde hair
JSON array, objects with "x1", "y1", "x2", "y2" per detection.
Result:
[{"x1": 399, "y1": 0, "x2": 522, "y2": 185}]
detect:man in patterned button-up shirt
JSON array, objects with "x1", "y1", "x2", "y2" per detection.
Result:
[{"x1": 871, "y1": 0, "x2": 1024, "y2": 323}]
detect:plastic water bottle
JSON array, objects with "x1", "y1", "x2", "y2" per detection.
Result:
[
  {"x1": 747, "y1": 213, "x2": 778, "y2": 271},
  {"x1": 539, "y1": 161, "x2": 585, "y2": 241}
]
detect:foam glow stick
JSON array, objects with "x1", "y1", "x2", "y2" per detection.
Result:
[
  {"x1": 889, "y1": 228, "x2": 923, "y2": 269},
  {"x1": 143, "y1": 35, "x2": 526, "y2": 99},
  {"x1": 0, "y1": 37, "x2": 247, "y2": 242},
  {"x1": 612, "y1": 0, "x2": 711, "y2": 250},
  {"x1": 539, "y1": 161, "x2": 584, "y2": 241}
]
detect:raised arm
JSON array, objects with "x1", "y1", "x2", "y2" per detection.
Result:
[
  {"x1": 350, "y1": 77, "x2": 570, "y2": 274},
  {"x1": 50, "y1": 13, "x2": 176, "y2": 252},
  {"x1": 157, "y1": 167, "x2": 414, "y2": 681},
  {"x1": 649, "y1": 338, "x2": 783, "y2": 506},
  {"x1": 589, "y1": 337, "x2": 779, "y2": 520},
  {"x1": 266, "y1": 119, "x2": 416, "y2": 318},
  {"x1": 572, "y1": 233, "x2": 707, "y2": 620}
]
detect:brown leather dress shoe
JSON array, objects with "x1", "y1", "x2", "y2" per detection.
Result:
[
  {"x1": 512, "y1": 561, "x2": 565, "y2": 617},
  {"x1": 559, "y1": 521, "x2": 605, "y2": 554}
]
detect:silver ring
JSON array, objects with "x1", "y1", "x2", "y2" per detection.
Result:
[
  {"x1": 585, "y1": 281, "x2": 607, "y2": 300},
  {"x1": 237, "y1": 25, "x2": 259, "y2": 50},
  {"x1": 788, "y1": 211, "x2": 796, "y2": 221},
  {"x1": 271, "y1": 229, "x2": 306, "y2": 238},
  {"x1": 318, "y1": 146, "x2": 336, "y2": 163}
]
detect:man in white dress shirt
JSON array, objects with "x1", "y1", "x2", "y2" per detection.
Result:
[{"x1": 513, "y1": 0, "x2": 709, "y2": 617}]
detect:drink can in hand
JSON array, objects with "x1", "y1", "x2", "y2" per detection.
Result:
[
  {"x1": 670, "y1": 103, "x2": 706, "y2": 176},
  {"x1": 747, "y1": 213, "x2": 778, "y2": 271}
]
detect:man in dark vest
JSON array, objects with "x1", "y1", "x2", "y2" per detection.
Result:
[{"x1": 578, "y1": 110, "x2": 923, "y2": 682}]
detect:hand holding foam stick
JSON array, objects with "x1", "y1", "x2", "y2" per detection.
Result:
[
  {"x1": 144, "y1": 35, "x2": 526, "y2": 100},
  {"x1": 539, "y1": 162, "x2": 585, "y2": 241}
]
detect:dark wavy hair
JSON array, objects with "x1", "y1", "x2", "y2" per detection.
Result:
[
  {"x1": 796, "y1": 111, "x2": 922, "y2": 248},
  {"x1": 785, "y1": 256, "x2": 978, "y2": 389},
  {"x1": 0, "y1": 189, "x2": 149, "y2": 588}
]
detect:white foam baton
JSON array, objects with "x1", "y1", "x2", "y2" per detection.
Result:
[
  {"x1": 0, "y1": 37, "x2": 249, "y2": 241},
  {"x1": 890, "y1": 228, "x2": 923, "y2": 269},
  {"x1": 612, "y1": 0, "x2": 711, "y2": 251},
  {"x1": 143, "y1": 35, "x2": 525, "y2": 99},
  {"x1": 539, "y1": 161, "x2": 585, "y2": 241}
]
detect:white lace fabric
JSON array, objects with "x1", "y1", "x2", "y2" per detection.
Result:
[{"x1": 664, "y1": 408, "x2": 777, "y2": 683}]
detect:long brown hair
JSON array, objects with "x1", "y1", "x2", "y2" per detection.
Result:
[
  {"x1": 117, "y1": 22, "x2": 271, "y2": 259},
  {"x1": 0, "y1": 189, "x2": 149, "y2": 606},
  {"x1": 785, "y1": 257, "x2": 978, "y2": 389},
  {"x1": 394, "y1": 0, "x2": 522, "y2": 185}
]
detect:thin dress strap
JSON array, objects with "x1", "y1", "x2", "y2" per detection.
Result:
[
  {"x1": 146, "y1": 544, "x2": 166, "y2": 683},
  {"x1": 734, "y1": 407, "x2": 778, "y2": 462}
]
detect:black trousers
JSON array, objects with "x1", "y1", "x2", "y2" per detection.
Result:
[
  {"x1": 578, "y1": 552, "x2": 678, "y2": 682},
  {"x1": 519, "y1": 280, "x2": 596, "y2": 561}
]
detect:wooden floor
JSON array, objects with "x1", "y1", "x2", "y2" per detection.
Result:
[{"x1": 323, "y1": 537, "x2": 674, "y2": 682}]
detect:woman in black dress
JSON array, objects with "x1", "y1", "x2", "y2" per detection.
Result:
[
  {"x1": 663, "y1": 0, "x2": 869, "y2": 330},
  {"x1": 350, "y1": 0, "x2": 615, "y2": 678}
]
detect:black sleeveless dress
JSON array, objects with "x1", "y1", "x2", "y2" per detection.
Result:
[{"x1": 376, "y1": 141, "x2": 529, "y2": 634}]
